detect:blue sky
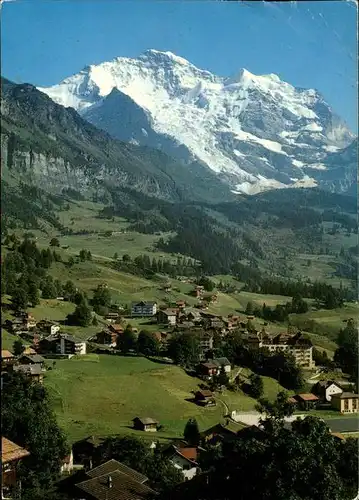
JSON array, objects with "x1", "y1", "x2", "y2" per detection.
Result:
[{"x1": 1, "y1": 0, "x2": 357, "y2": 129}]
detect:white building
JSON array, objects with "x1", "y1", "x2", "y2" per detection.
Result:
[{"x1": 164, "y1": 445, "x2": 199, "y2": 481}]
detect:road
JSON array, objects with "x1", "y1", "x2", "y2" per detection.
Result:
[
  {"x1": 324, "y1": 417, "x2": 359, "y2": 433},
  {"x1": 231, "y1": 413, "x2": 359, "y2": 433}
]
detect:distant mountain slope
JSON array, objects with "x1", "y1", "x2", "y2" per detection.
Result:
[
  {"x1": 39, "y1": 49, "x2": 356, "y2": 194},
  {"x1": 0, "y1": 77, "x2": 233, "y2": 205}
]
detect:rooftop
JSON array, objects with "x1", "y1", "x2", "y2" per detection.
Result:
[
  {"x1": 295, "y1": 393, "x2": 319, "y2": 402},
  {"x1": 133, "y1": 417, "x2": 159, "y2": 425},
  {"x1": 87, "y1": 460, "x2": 148, "y2": 484},
  {"x1": 196, "y1": 390, "x2": 214, "y2": 398},
  {"x1": 1, "y1": 437, "x2": 30, "y2": 463},
  {"x1": 332, "y1": 392, "x2": 359, "y2": 399},
  {"x1": 19, "y1": 354, "x2": 45, "y2": 363},
  {"x1": 14, "y1": 364, "x2": 43, "y2": 376},
  {"x1": 1, "y1": 349, "x2": 14, "y2": 359},
  {"x1": 76, "y1": 470, "x2": 156, "y2": 500}
]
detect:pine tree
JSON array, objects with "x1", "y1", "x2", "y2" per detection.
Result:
[{"x1": 183, "y1": 418, "x2": 200, "y2": 446}]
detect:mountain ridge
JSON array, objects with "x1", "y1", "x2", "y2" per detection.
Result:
[{"x1": 39, "y1": 49, "x2": 356, "y2": 195}]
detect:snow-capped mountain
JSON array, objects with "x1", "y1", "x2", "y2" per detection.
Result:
[{"x1": 39, "y1": 49, "x2": 356, "y2": 194}]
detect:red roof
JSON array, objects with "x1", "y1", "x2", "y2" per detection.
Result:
[
  {"x1": 295, "y1": 393, "x2": 319, "y2": 402},
  {"x1": 177, "y1": 446, "x2": 198, "y2": 461}
]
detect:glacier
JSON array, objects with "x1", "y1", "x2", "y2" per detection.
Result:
[{"x1": 38, "y1": 49, "x2": 356, "y2": 194}]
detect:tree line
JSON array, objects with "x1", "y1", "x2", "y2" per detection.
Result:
[{"x1": 244, "y1": 277, "x2": 347, "y2": 309}]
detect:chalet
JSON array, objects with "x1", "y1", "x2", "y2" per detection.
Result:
[
  {"x1": 132, "y1": 417, "x2": 158, "y2": 432},
  {"x1": 1, "y1": 350, "x2": 14, "y2": 366},
  {"x1": 210, "y1": 318, "x2": 225, "y2": 330},
  {"x1": 157, "y1": 308, "x2": 177, "y2": 326},
  {"x1": 201, "y1": 421, "x2": 242, "y2": 445},
  {"x1": 75, "y1": 459, "x2": 155, "y2": 500},
  {"x1": 1, "y1": 438, "x2": 30, "y2": 499},
  {"x1": 93, "y1": 329, "x2": 118, "y2": 347},
  {"x1": 37, "y1": 320, "x2": 60, "y2": 336},
  {"x1": 312, "y1": 380, "x2": 343, "y2": 402},
  {"x1": 38, "y1": 333, "x2": 86, "y2": 356},
  {"x1": 331, "y1": 393, "x2": 359, "y2": 414},
  {"x1": 186, "y1": 311, "x2": 203, "y2": 323},
  {"x1": 14, "y1": 363, "x2": 44, "y2": 384},
  {"x1": 176, "y1": 300, "x2": 186, "y2": 309},
  {"x1": 18, "y1": 354, "x2": 45, "y2": 370},
  {"x1": 192, "y1": 285, "x2": 204, "y2": 298},
  {"x1": 199, "y1": 361, "x2": 218, "y2": 378},
  {"x1": 163, "y1": 445, "x2": 199, "y2": 480},
  {"x1": 131, "y1": 301, "x2": 157, "y2": 317},
  {"x1": 72, "y1": 436, "x2": 106, "y2": 466},
  {"x1": 194, "y1": 390, "x2": 216, "y2": 407},
  {"x1": 213, "y1": 357, "x2": 231, "y2": 373},
  {"x1": 105, "y1": 312, "x2": 121, "y2": 322},
  {"x1": 292, "y1": 393, "x2": 319, "y2": 411},
  {"x1": 202, "y1": 293, "x2": 218, "y2": 304},
  {"x1": 109, "y1": 323, "x2": 124, "y2": 335}
]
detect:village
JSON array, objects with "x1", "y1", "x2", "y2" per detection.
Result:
[{"x1": 2, "y1": 279, "x2": 359, "y2": 500}]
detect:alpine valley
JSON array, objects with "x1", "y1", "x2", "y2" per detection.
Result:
[{"x1": 0, "y1": 50, "x2": 357, "y2": 289}]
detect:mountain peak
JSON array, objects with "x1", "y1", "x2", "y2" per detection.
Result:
[
  {"x1": 140, "y1": 49, "x2": 191, "y2": 66},
  {"x1": 38, "y1": 50, "x2": 356, "y2": 195}
]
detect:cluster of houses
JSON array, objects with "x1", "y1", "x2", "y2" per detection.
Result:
[
  {"x1": 2, "y1": 311, "x2": 88, "y2": 359},
  {"x1": 2, "y1": 349, "x2": 46, "y2": 384},
  {"x1": 94, "y1": 301, "x2": 315, "y2": 370},
  {"x1": 287, "y1": 380, "x2": 359, "y2": 414}
]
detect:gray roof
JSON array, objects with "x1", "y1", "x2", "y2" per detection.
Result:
[
  {"x1": 60, "y1": 333, "x2": 85, "y2": 343},
  {"x1": 133, "y1": 417, "x2": 158, "y2": 425},
  {"x1": 76, "y1": 470, "x2": 156, "y2": 500},
  {"x1": 332, "y1": 392, "x2": 359, "y2": 399},
  {"x1": 14, "y1": 364, "x2": 42, "y2": 375},
  {"x1": 131, "y1": 301, "x2": 156, "y2": 306},
  {"x1": 212, "y1": 357, "x2": 231, "y2": 366},
  {"x1": 87, "y1": 459, "x2": 148, "y2": 484},
  {"x1": 19, "y1": 354, "x2": 45, "y2": 364}
]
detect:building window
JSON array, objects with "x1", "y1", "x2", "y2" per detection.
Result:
[
  {"x1": 352, "y1": 399, "x2": 358, "y2": 411},
  {"x1": 344, "y1": 399, "x2": 349, "y2": 411}
]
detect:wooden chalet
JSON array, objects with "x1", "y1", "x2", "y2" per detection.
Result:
[
  {"x1": 2, "y1": 437, "x2": 30, "y2": 499},
  {"x1": 132, "y1": 417, "x2": 159, "y2": 432},
  {"x1": 194, "y1": 390, "x2": 216, "y2": 407}
]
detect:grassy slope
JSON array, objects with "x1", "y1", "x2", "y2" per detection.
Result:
[{"x1": 44, "y1": 355, "x2": 261, "y2": 442}]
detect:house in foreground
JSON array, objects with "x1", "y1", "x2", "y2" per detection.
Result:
[
  {"x1": 14, "y1": 364, "x2": 44, "y2": 384},
  {"x1": 132, "y1": 417, "x2": 159, "y2": 432},
  {"x1": 1, "y1": 437, "x2": 30, "y2": 499},
  {"x1": 331, "y1": 393, "x2": 359, "y2": 413},
  {"x1": 18, "y1": 354, "x2": 45, "y2": 371},
  {"x1": 1, "y1": 350, "x2": 14, "y2": 371},
  {"x1": 74, "y1": 459, "x2": 155, "y2": 500}
]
